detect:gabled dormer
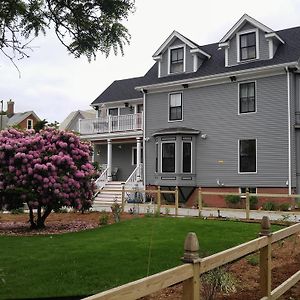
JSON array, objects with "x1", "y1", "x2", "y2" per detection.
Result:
[
  {"x1": 152, "y1": 31, "x2": 211, "y2": 78},
  {"x1": 218, "y1": 14, "x2": 285, "y2": 67}
]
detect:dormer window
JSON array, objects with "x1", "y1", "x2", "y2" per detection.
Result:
[
  {"x1": 169, "y1": 46, "x2": 185, "y2": 74},
  {"x1": 240, "y1": 32, "x2": 256, "y2": 61}
]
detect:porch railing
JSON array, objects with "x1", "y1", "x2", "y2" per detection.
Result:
[
  {"x1": 79, "y1": 113, "x2": 143, "y2": 135},
  {"x1": 125, "y1": 163, "x2": 143, "y2": 189},
  {"x1": 94, "y1": 165, "x2": 108, "y2": 190}
]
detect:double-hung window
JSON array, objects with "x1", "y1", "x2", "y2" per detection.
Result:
[
  {"x1": 239, "y1": 82, "x2": 256, "y2": 114},
  {"x1": 162, "y1": 143, "x2": 175, "y2": 173},
  {"x1": 239, "y1": 139, "x2": 256, "y2": 173},
  {"x1": 182, "y1": 142, "x2": 192, "y2": 173},
  {"x1": 170, "y1": 47, "x2": 184, "y2": 74},
  {"x1": 27, "y1": 119, "x2": 33, "y2": 129},
  {"x1": 169, "y1": 93, "x2": 182, "y2": 121},
  {"x1": 240, "y1": 32, "x2": 256, "y2": 61}
]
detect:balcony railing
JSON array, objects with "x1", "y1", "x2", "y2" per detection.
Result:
[{"x1": 79, "y1": 113, "x2": 143, "y2": 135}]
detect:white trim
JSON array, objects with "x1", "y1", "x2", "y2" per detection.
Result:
[
  {"x1": 161, "y1": 141, "x2": 176, "y2": 173},
  {"x1": 168, "y1": 44, "x2": 186, "y2": 75},
  {"x1": 155, "y1": 142, "x2": 159, "y2": 173},
  {"x1": 135, "y1": 61, "x2": 299, "y2": 93},
  {"x1": 168, "y1": 92, "x2": 183, "y2": 122},
  {"x1": 225, "y1": 47, "x2": 229, "y2": 67},
  {"x1": 238, "y1": 138, "x2": 257, "y2": 174},
  {"x1": 182, "y1": 140, "x2": 192, "y2": 174},
  {"x1": 236, "y1": 28, "x2": 259, "y2": 63},
  {"x1": 190, "y1": 48, "x2": 211, "y2": 59},
  {"x1": 92, "y1": 98, "x2": 143, "y2": 108},
  {"x1": 219, "y1": 14, "x2": 272, "y2": 43},
  {"x1": 265, "y1": 32, "x2": 285, "y2": 44},
  {"x1": 238, "y1": 80, "x2": 257, "y2": 115},
  {"x1": 27, "y1": 118, "x2": 33, "y2": 129},
  {"x1": 193, "y1": 54, "x2": 198, "y2": 72},
  {"x1": 153, "y1": 30, "x2": 210, "y2": 59},
  {"x1": 107, "y1": 107, "x2": 120, "y2": 116},
  {"x1": 142, "y1": 91, "x2": 146, "y2": 188},
  {"x1": 286, "y1": 68, "x2": 292, "y2": 195},
  {"x1": 268, "y1": 39, "x2": 274, "y2": 59},
  {"x1": 158, "y1": 60, "x2": 162, "y2": 78}
]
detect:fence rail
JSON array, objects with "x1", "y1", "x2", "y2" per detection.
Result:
[{"x1": 82, "y1": 217, "x2": 300, "y2": 300}]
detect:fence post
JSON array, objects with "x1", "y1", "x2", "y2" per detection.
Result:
[
  {"x1": 157, "y1": 186, "x2": 161, "y2": 214},
  {"x1": 245, "y1": 189, "x2": 250, "y2": 220},
  {"x1": 182, "y1": 232, "x2": 201, "y2": 300},
  {"x1": 198, "y1": 187, "x2": 202, "y2": 217},
  {"x1": 121, "y1": 184, "x2": 125, "y2": 213},
  {"x1": 259, "y1": 216, "x2": 272, "y2": 298},
  {"x1": 175, "y1": 186, "x2": 179, "y2": 216}
]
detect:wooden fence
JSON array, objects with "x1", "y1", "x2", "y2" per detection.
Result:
[
  {"x1": 97, "y1": 186, "x2": 300, "y2": 219},
  {"x1": 82, "y1": 216, "x2": 300, "y2": 300}
]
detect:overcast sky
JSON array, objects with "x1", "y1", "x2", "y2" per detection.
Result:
[{"x1": 0, "y1": 0, "x2": 300, "y2": 123}]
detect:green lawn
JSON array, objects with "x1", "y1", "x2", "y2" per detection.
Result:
[{"x1": 0, "y1": 217, "x2": 281, "y2": 299}]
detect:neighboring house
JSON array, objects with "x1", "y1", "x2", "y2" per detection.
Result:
[
  {"x1": 59, "y1": 109, "x2": 96, "y2": 132},
  {"x1": 0, "y1": 100, "x2": 40, "y2": 130},
  {"x1": 80, "y1": 14, "x2": 300, "y2": 202}
]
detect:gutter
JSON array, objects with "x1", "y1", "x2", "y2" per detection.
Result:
[{"x1": 135, "y1": 62, "x2": 298, "y2": 92}]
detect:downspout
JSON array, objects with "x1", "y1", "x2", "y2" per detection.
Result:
[
  {"x1": 285, "y1": 67, "x2": 292, "y2": 195},
  {"x1": 141, "y1": 89, "x2": 147, "y2": 189}
]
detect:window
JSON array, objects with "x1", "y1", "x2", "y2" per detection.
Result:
[
  {"x1": 240, "y1": 187, "x2": 257, "y2": 194},
  {"x1": 240, "y1": 32, "x2": 256, "y2": 61},
  {"x1": 27, "y1": 119, "x2": 33, "y2": 129},
  {"x1": 132, "y1": 147, "x2": 143, "y2": 165},
  {"x1": 108, "y1": 108, "x2": 118, "y2": 116},
  {"x1": 239, "y1": 82, "x2": 256, "y2": 114},
  {"x1": 182, "y1": 142, "x2": 192, "y2": 173},
  {"x1": 239, "y1": 139, "x2": 256, "y2": 173},
  {"x1": 162, "y1": 143, "x2": 175, "y2": 172},
  {"x1": 170, "y1": 47, "x2": 184, "y2": 74},
  {"x1": 169, "y1": 93, "x2": 182, "y2": 121}
]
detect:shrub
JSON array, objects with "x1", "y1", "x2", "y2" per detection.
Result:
[
  {"x1": 279, "y1": 203, "x2": 291, "y2": 211},
  {"x1": 246, "y1": 254, "x2": 259, "y2": 266},
  {"x1": 111, "y1": 200, "x2": 122, "y2": 223},
  {"x1": 262, "y1": 201, "x2": 277, "y2": 211},
  {"x1": 249, "y1": 196, "x2": 258, "y2": 210},
  {"x1": 99, "y1": 210, "x2": 109, "y2": 225},
  {"x1": 145, "y1": 206, "x2": 153, "y2": 217},
  {"x1": 225, "y1": 195, "x2": 241, "y2": 207}
]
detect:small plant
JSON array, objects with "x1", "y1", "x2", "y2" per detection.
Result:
[
  {"x1": 111, "y1": 200, "x2": 122, "y2": 223},
  {"x1": 246, "y1": 254, "x2": 259, "y2": 266},
  {"x1": 279, "y1": 203, "x2": 291, "y2": 211},
  {"x1": 11, "y1": 207, "x2": 24, "y2": 214},
  {"x1": 154, "y1": 208, "x2": 161, "y2": 218},
  {"x1": 249, "y1": 196, "x2": 258, "y2": 210},
  {"x1": 201, "y1": 267, "x2": 237, "y2": 300},
  {"x1": 262, "y1": 201, "x2": 277, "y2": 211},
  {"x1": 99, "y1": 210, "x2": 109, "y2": 225},
  {"x1": 225, "y1": 195, "x2": 241, "y2": 208},
  {"x1": 145, "y1": 206, "x2": 153, "y2": 217},
  {"x1": 164, "y1": 207, "x2": 170, "y2": 215}
]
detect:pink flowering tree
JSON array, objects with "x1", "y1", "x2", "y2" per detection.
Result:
[{"x1": 0, "y1": 128, "x2": 96, "y2": 229}]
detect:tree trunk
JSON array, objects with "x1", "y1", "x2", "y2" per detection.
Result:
[{"x1": 28, "y1": 205, "x2": 52, "y2": 229}]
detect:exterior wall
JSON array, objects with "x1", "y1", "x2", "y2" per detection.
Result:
[
  {"x1": 94, "y1": 142, "x2": 137, "y2": 181},
  {"x1": 18, "y1": 114, "x2": 39, "y2": 130},
  {"x1": 160, "y1": 38, "x2": 194, "y2": 77},
  {"x1": 227, "y1": 22, "x2": 270, "y2": 66},
  {"x1": 295, "y1": 74, "x2": 300, "y2": 192},
  {"x1": 145, "y1": 74, "x2": 290, "y2": 189}
]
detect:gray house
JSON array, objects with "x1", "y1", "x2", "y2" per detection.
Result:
[{"x1": 80, "y1": 14, "x2": 300, "y2": 203}]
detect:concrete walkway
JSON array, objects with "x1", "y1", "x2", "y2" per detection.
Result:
[{"x1": 93, "y1": 203, "x2": 300, "y2": 222}]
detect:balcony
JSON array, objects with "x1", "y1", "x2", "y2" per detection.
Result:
[{"x1": 79, "y1": 113, "x2": 143, "y2": 135}]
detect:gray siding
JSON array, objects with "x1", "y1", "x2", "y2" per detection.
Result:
[
  {"x1": 94, "y1": 143, "x2": 136, "y2": 181},
  {"x1": 145, "y1": 74, "x2": 290, "y2": 188},
  {"x1": 160, "y1": 38, "x2": 194, "y2": 77}
]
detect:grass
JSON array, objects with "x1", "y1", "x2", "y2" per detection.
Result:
[{"x1": 0, "y1": 217, "x2": 282, "y2": 299}]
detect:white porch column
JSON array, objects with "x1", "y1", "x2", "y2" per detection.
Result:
[
  {"x1": 107, "y1": 139, "x2": 112, "y2": 181},
  {"x1": 136, "y1": 137, "x2": 142, "y2": 181}
]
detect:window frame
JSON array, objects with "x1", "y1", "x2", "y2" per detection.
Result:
[
  {"x1": 182, "y1": 141, "x2": 192, "y2": 173},
  {"x1": 239, "y1": 187, "x2": 257, "y2": 198},
  {"x1": 238, "y1": 139, "x2": 257, "y2": 174},
  {"x1": 27, "y1": 119, "x2": 33, "y2": 129},
  {"x1": 168, "y1": 92, "x2": 183, "y2": 122},
  {"x1": 107, "y1": 107, "x2": 120, "y2": 116},
  {"x1": 168, "y1": 44, "x2": 186, "y2": 75},
  {"x1": 236, "y1": 29, "x2": 259, "y2": 63},
  {"x1": 161, "y1": 141, "x2": 176, "y2": 173},
  {"x1": 155, "y1": 142, "x2": 158, "y2": 173},
  {"x1": 238, "y1": 81, "x2": 257, "y2": 115}
]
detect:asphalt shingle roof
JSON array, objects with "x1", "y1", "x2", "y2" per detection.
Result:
[{"x1": 92, "y1": 26, "x2": 300, "y2": 105}]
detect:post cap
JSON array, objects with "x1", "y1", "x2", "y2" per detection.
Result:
[
  {"x1": 182, "y1": 232, "x2": 199, "y2": 263},
  {"x1": 260, "y1": 216, "x2": 272, "y2": 236}
]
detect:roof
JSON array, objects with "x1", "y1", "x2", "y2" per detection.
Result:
[
  {"x1": 6, "y1": 111, "x2": 40, "y2": 126},
  {"x1": 59, "y1": 110, "x2": 96, "y2": 130},
  {"x1": 92, "y1": 25, "x2": 300, "y2": 105}
]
